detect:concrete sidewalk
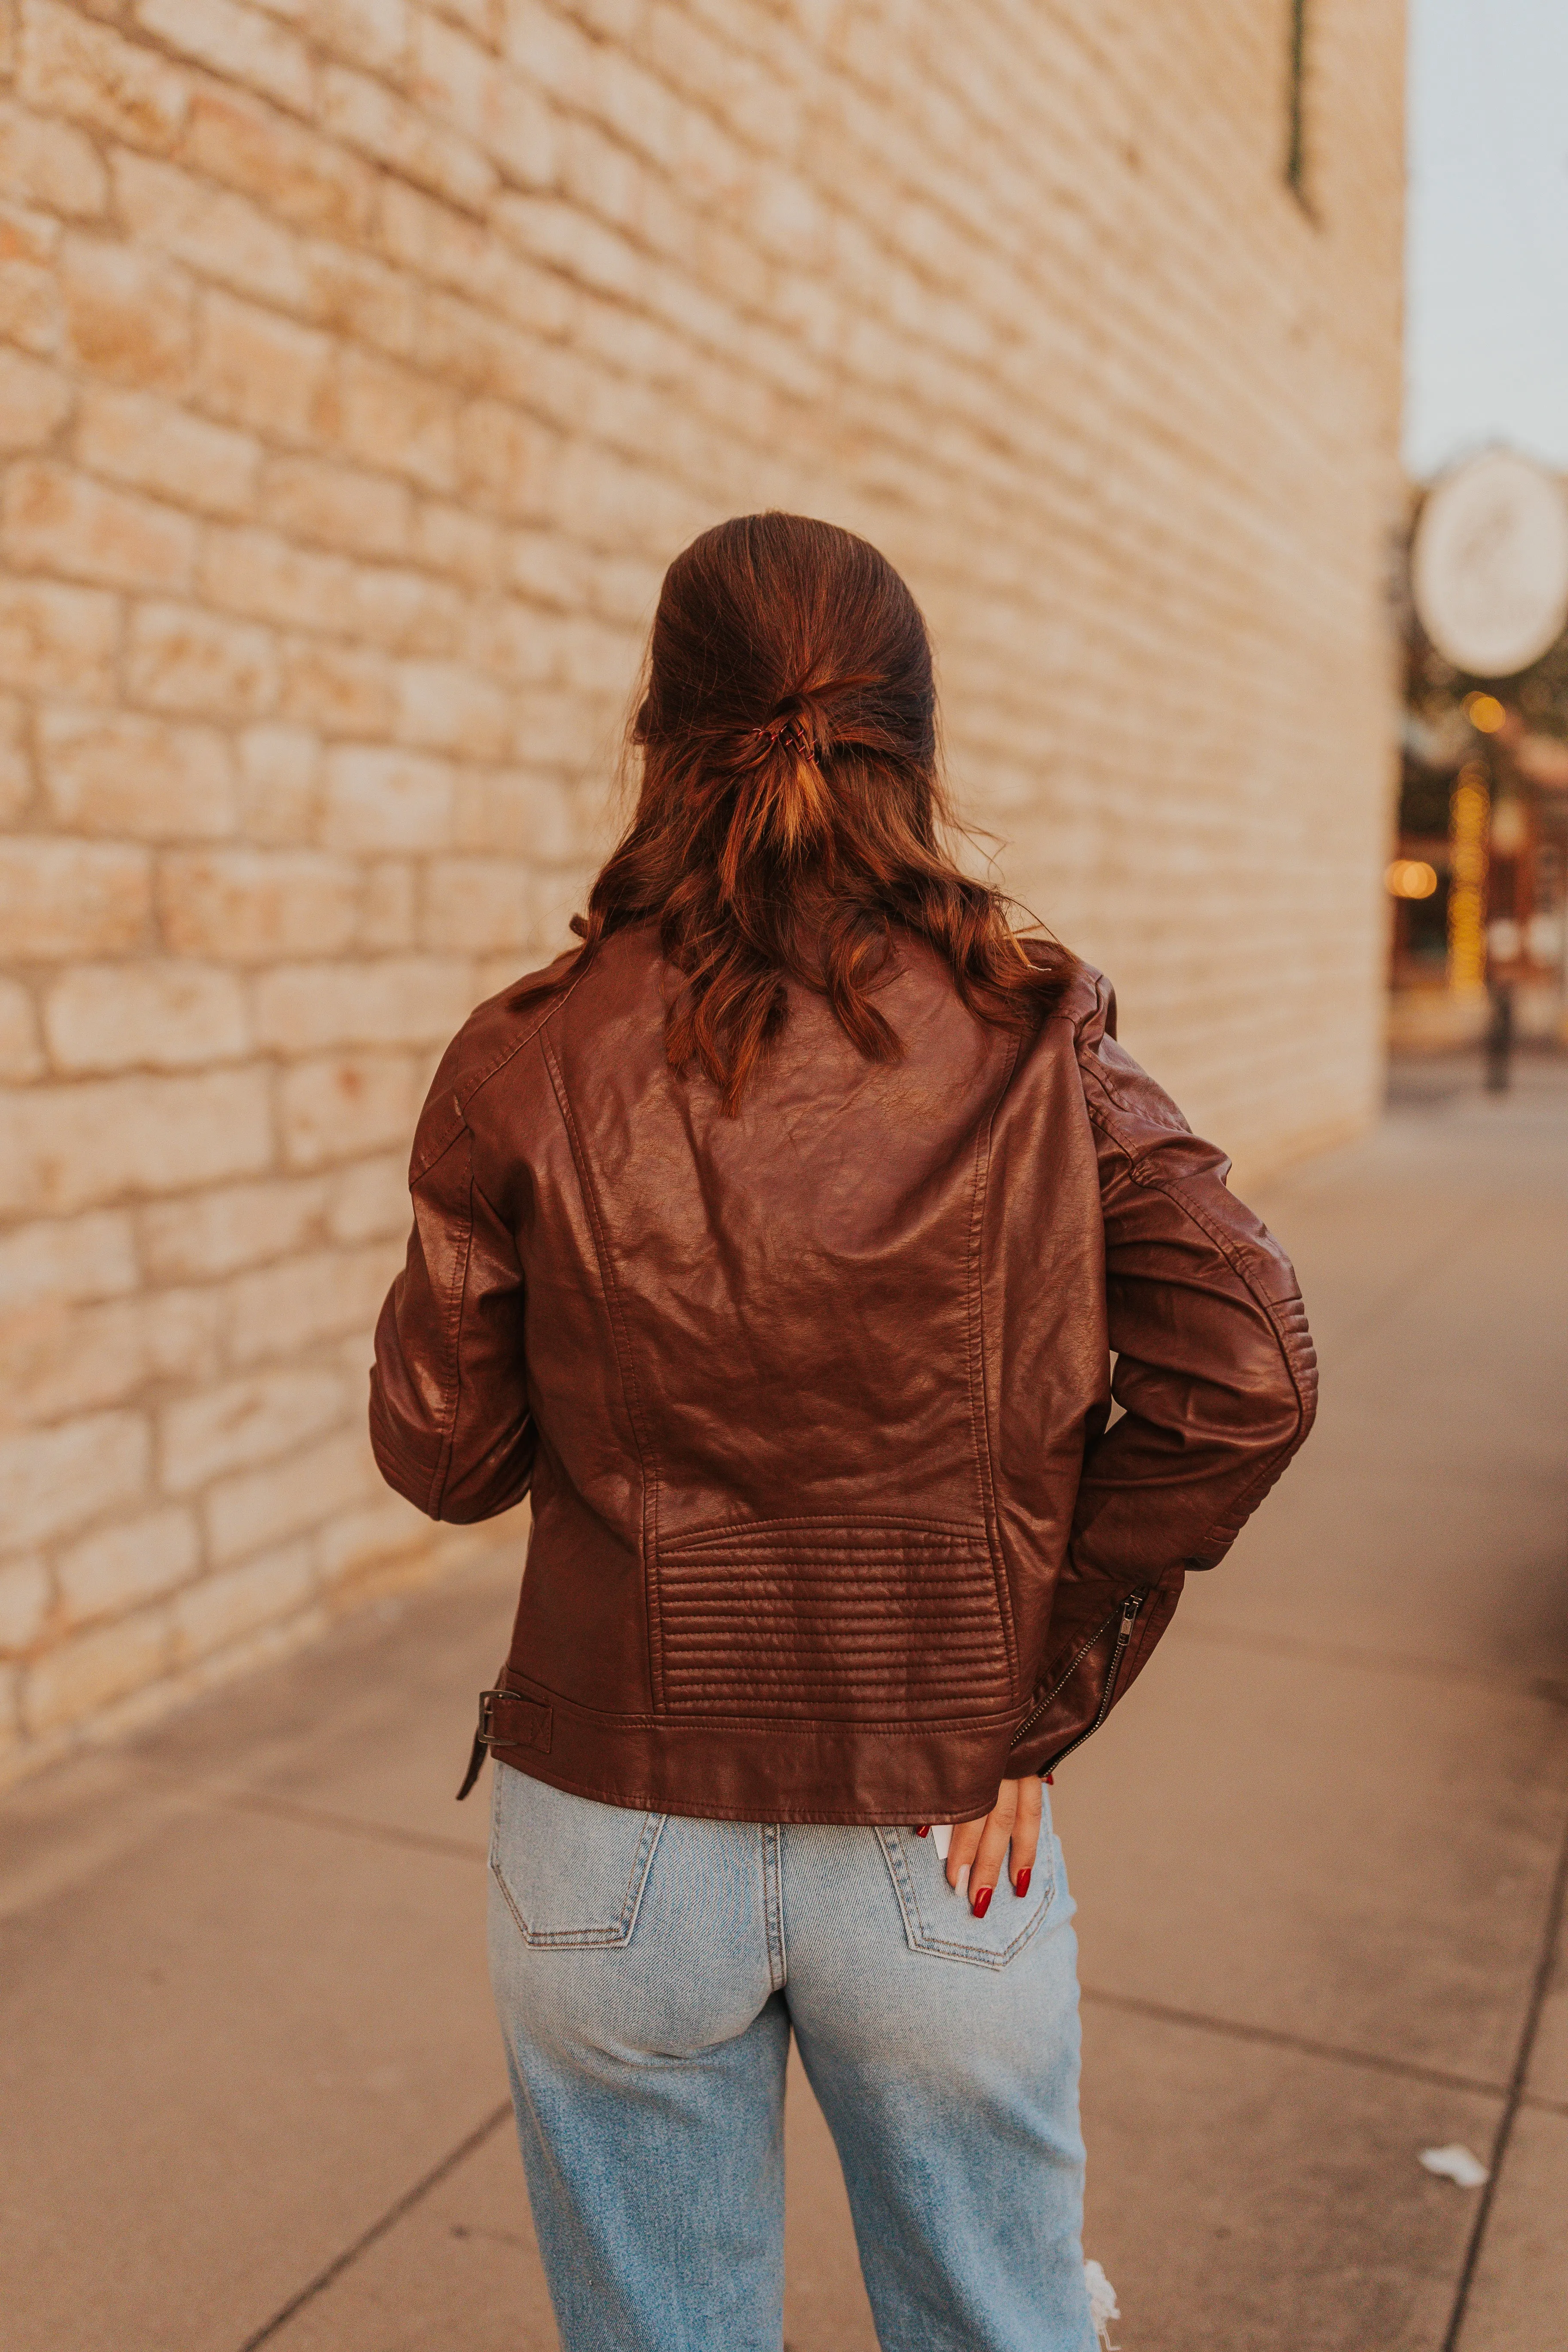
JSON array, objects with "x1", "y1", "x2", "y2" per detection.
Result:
[{"x1": 3, "y1": 1055, "x2": 1565, "y2": 2352}]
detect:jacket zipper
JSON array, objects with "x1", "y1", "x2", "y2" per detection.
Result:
[{"x1": 1009, "y1": 1589, "x2": 1148, "y2": 1767}]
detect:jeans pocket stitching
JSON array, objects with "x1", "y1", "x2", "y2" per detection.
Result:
[
  {"x1": 876, "y1": 1826, "x2": 1056, "y2": 1970},
  {"x1": 491, "y1": 1793, "x2": 668, "y2": 1949}
]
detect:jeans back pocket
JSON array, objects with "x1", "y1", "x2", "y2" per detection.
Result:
[
  {"x1": 876, "y1": 1819, "x2": 1057, "y2": 1969},
  {"x1": 490, "y1": 1762, "x2": 665, "y2": 1948}
]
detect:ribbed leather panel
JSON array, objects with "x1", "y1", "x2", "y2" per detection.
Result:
[{"x1": 653, "y1": 1520, "x2": 1010, "y2": 1719}]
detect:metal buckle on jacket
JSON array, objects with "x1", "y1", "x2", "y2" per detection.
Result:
[{"x1": 456, "y1": 1683, "x2": 508, "y2": 1803}]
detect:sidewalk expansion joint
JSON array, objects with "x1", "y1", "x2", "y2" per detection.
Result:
[
  {"x1": 234, "y1": 2100, "x2": 514, "y2": 2351},
  {"x1": 127, "y1": 1758, "x2": 488, "y2": 1862},
  {"x1": 214, "y1": 1785, "x2": 487, "y2": 1863},
  {"x1": 1080, "y1": 1985, "x2": 1511, "y2": 2102},
  {"x1": 1440, "y1": 1791, "x2": 1568, "y2": 2352}
]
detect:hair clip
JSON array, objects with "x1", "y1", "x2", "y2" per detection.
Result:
[{"x1": 754, "y1": 716, "x2": 815, "y2": 756}]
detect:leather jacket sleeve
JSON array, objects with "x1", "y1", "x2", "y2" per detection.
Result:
[
  {"x1": 369, "y1": 1118, "x2": 535, "y2": 1524},
  {"x1": 1071, "y1": 980, "x2": 1317, "y2": 1588}
]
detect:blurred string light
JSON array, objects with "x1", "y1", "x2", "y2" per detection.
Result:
[
  {"x1": 1463, "y1": 689, "x2": 1507, "y2": 732},
  {"x1": 1449, "y1": 767, "x2": 1490, "y2": 990},
  {"x1": 1386, "y1": 858, "x2": 1440, "y2": 899}
]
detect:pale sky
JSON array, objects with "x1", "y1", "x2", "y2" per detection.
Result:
[{"x1": 1405, "y1": 0, "x2": 1568, "y2": 481}]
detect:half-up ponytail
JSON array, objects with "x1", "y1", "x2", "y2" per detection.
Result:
[
  {"x1": 547, "y1": 513, "x2": 1075, "y2": 1109},
  {"x1": 717, "y1": 705, "x2": 833, "y2": 893}
]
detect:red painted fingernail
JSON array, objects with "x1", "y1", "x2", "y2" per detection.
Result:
[
  {"x1": 971, "y1": 1883, "x2": 992, "y2": 1919},
  {"x1": 916, "y1": 1825, "x2": 930, "y2": 1837},
  {"x1": 1014, "y1": 1866, "x2": 1031, "y2": 1898},
  {"x1": 1044, "y1": 1773, "x2": 1054, "y2": 1785}
]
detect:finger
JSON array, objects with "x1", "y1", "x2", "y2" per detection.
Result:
[
  {"x1": 966, "y1": 1785, "x2": 1018, "y2": 1916},
  {"x1": 945, "y1": 1810, "x2": 987, "y2": 1888},
  {"x1": 1009, "y1": 1775, "x2": 1042, "y2": 1894}
]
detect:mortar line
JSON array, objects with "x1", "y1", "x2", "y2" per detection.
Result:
[
  {"x1": 1079, "y1": 1985, "x2": 1511, "y2": 2102},
  {"x1": 1441, "y1": 1794, "x2": 1568, "y2": 2352},
  {"x1": 234, "y1": 2101, "x2": 514, "y2": 2352}
]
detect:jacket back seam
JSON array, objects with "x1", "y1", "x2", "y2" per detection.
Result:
[
  {"x1": 962, "y1": 1029, "x2": 1023, "y2": 1692},
  {"x1": 538, "y1": 1024, "x2": 666, "y2": 1707}
]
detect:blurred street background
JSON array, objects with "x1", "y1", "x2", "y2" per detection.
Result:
[{"x1": 3, "y1": 1, "x2": 1568, "y2": 2346}]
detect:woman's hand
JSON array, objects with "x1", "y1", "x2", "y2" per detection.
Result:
[{"x1": 932, "y1": 1776, "x2": 1041, "y2": 1918}]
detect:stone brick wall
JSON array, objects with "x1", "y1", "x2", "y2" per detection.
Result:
[{"x1": 0, "y1": 0, "x2": 1405, "y2": 1778}]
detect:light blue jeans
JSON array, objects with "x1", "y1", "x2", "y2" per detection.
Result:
[{"x1": 487, "y1": 1763, "x2": 1097, "y2": 2352}]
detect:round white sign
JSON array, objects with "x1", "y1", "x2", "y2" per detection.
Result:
[{"x1": 1412, "y1": 449, "x2": 1568, "y2": 678}]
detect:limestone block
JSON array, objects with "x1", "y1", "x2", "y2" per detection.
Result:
[
  {"x1": 181, "y1": 83, "x2": 376, "y2": 241},
  {"x1": 1, "y1": 1283, "x2": 224, "y2": 1424},
  {"x1": 253, "y1": 956, "x2": 473, "y2": 1051},
  {"x1": 113, "y1": 148, "x2": 317, "y2": 319},
  {"x1": 196, "y1": 288, "x2": 331, "y2": 439},
  {"x1": 0, "y1": 92, "x2": 110, "y2": 217},
  {"x1": 0, "y1": 1557, "x2": 49, "y2": 1655},
  {"x1": 0, "y1": 836, "x2": 151, "y2": 959},
  {"x1": 0, "y1": 576, "x2": 119, "y2": 698},
  {"x1": 224, "y1": 1240, "x2": 398, "y2": 1366},
  {"x1": 0, "y1": 1067, "x2": 274, "y2": 1216},
  {"x1": 236, "y1": 723, "x2": 321, "y2": 845},
  {"x1": 159, "y1": 1368, "x2": 348, "y2": 1494},
  {"x1": 18, "y1": 2, "x2": 190, "y2": 156},
  {"x1": 43, "y1": 962, "x2": 249, "y2": 1072},
  {"x1": 0, "y1": 980, "x2": 43, "y2": 1081},
  {"x1": 132, "y1": 0, "x2": 314, "y2": 117},
  {"x1": 0, "y1": 1409, "x2": 150, "y2": 1550},
  {"x1": 21, "y1": 1605, "x2": 172, "y2": 1735},
  {"x1": 328, "y1": 1151, "x2": 410, "y2": 1244},
  {"x1": 0, "y1": 1209, "x2": 139, "y2": 1310},
  {"x1": 158, "y1": 847, "x2": 359, "y2": 960},
  {"x1": 327, "y1": 346, "x2": 459, "y2": 495},
  {"x1": 75, "y1": 386, "x2": 260, "y2": 518},
  {"x1": 40, "y1": 705, "x2": 240, "y2": 838},
  {"x1": 60, "y1": 233, "x2": 193, "y2": 390},
  {"x1": 203, "y1": 1426, "x2": 368, "y2": 1563},
  {"x1": 139, "y1": 1173, "x2": 329, "y2": 1283},
  {"x1": 263, "y1": 454, "x2": 412, "y2": 560},
  {"x1": 319, "y1": 748, "x2": 450, "y2": 853},
  {"x1": 277, "y1": 1050, "x2": 422, "y2": 1170},
  {"x1": 168, "y1": 1536, "x2": 315, "y2": 1663},
  {"x1": 0, "y1": 343, "x2": 72, "y2": 451},
  {"x1": 3, "y1": 459, "x2": 196, "y2": 593},
  {"x1": 278, "y1": 638, "x2": 395, "y2": 738},
  {"x1": 320, "y1": 60, "x2": 496, "y2": 213},
  {"x1": 126, "y1": 598, "x2": 279, "y2": 722},
  {"x1": 55, "y1": 1504, "x2": 201, "y2": 1624}
]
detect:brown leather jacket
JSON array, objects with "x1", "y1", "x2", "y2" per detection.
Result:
[{"x1": 371, "y1": 928, "x2": 1316, "y2": 1824}]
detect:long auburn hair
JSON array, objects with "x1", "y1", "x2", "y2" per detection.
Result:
[{"x1": 537, "y1": 512, "x2": 1075, "y2": 1109}]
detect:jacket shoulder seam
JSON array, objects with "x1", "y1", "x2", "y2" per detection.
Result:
[
  {"x1": 1081, "y1": 1072, "x2": 1313, "y2": 1406},
  {"x1": 409, "y1": 964, "x2": 590, "y2": 1182}
]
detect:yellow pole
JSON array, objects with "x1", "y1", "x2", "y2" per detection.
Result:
[{"x1": 1449, "y1": 763, "x2": 1489, "y2": 993}]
